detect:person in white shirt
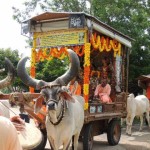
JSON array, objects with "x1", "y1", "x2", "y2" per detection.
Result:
[{"x1": 0, "y1": 102, "x2": 25, "y2": 150}]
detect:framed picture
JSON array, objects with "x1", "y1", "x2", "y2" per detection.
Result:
[
  {"x1": 97, "y1": 105, "x2": 103, "y2": 113},
  {"x1": 90, "y1": 106, "x2": 96, "y2": 113}
]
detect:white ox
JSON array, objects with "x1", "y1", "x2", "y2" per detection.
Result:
[
  {"x1": 126, "y1": 93, "x2": 150, "y2": 135},
  {"x1": 45, "y1": 94, "x2": 84, "y2": 150},
  {"x1": 17, "y1": 49, "x2": 85, "y2": 150}
]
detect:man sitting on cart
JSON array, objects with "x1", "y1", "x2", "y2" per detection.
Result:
[{"x1": 94, "y1": 77, "x2": 112, "y2": 103}]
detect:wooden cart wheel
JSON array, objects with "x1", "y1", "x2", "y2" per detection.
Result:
[
  {"x1": 107, "y1": 119, "x2": 121, "y2": 146},
  {"x1": 83, "y1": 123, "x2": 93, "y2": 150}
]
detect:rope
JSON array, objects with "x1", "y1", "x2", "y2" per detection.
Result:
[
  {"x1": 0, "y1": 101, "x2": 17, "y2": 115},
  {"x1": 48, "y1": 100, "x2": 66, "y2": 126}
]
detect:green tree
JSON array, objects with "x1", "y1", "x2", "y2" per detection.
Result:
[
  {"x1": 12, "y1": 0, "x2": 90, "y2": 23},
  {"x1": 35, "y1": 57, "x2": 69, "y2": 82},
  {"x1": 0, "y1": 48, "x2": 28, "y2": 93},
  {"x1": 92, "y1": 0, "x2": 150, "y2": 94}
]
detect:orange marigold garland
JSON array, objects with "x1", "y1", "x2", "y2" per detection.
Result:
[
  {"x1": 73, "y1": 45, "x2": 84, "y2": 56},
  {"x1": 90, "y1": 33, "x2": 121, "y2": 56},
  {"x1": 30, "y1": 48, "x2": 36, "y2": 93},
  {"x1": 36, "y1": 47, "x2": 68, "y2": 61},
  {"x1": 83, "y1": 43, "x2": 91, "y2": 110}
]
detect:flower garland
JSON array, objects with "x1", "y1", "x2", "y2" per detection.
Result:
[
  {"x1": 91, "y1": 71, "x2": 100, "y2": 78},
  {"x1": 90, "y1": 33, "x2": 121, "y2": 57},
  {"x1": 83, "y1": 43, "x2": 91, "y2": 110},
  {"x1": 30, "y1": 36, "x2": 37, "y2": 93},
  {"x1": 73, "y1": 45, "x2": 84, "y2": 57}
]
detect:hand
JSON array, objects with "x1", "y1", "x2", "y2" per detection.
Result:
[{"x1": 10, "y1": 116, "x2": 25, "y2": 131}]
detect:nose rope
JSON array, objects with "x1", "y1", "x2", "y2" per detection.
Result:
[
  {"x1": 46, "y1": 99, "x2": 58, "y2": 105},
  {"x1": 48, "y1": 100, "x2": 65, "y2": 126}
]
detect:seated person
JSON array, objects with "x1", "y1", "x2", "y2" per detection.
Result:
[
  {"x1": 0, "y1": 101, "x2": 25, "y2": 150},
  {"x1": 94, "y1": 78, "x2": 112, "y2": 103},
  {"x1": 0, "y1": 116, "x2": 25, "y2": 150},
  {"x1": 68, "y1": 76, "x2": 82, "y2": 95}
]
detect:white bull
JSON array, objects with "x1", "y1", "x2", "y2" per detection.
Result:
[
  {"x1": 17, "y1": 49, "x2": 85, "y2": 150},
  {"x1": 126, "y1": 93, "x2": 150, "y2": 135},
  {"x1": 45, "y1": 95, "x2": 84, "y2": 150}
]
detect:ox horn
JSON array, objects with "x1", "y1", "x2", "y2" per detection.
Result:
[
  {"x1": 17, "y1": 49, "x2": 80, "y2": 88},
  {"x1": 0, "y1": 58, "x2": 16, "y2": 89},
  {"x1": 55, "y1": 49, "x2": 80, "y2": 85},
  {"x1": 17, "y1": 57, "x2": 42, "y2": 89}
]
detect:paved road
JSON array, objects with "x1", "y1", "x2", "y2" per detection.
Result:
[
  {"x1": 45, "y1": 126, "x2": 150, "y2": 150},
  {"x1": 10, "y1": 106, "x2": 150, "y2": 150}
]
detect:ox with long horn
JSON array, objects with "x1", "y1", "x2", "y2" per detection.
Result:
[
  {"x1": 17, "y1": 49, "x2": 85, "y2": 150},
  {"x1": 0, "y1": 57, "x2": 16, "y2": 89}
]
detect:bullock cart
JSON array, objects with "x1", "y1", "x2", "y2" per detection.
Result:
[{"x1": 2, "y1": 12, "x2": 133, "y2": 150}]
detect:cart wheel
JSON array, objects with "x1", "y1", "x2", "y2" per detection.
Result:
[
  {"x1": 83, "y1": 123, "x2": 93, "y2": 150},
  {"x1": 107, "y1": 119, "x2": 121, "y2": 146}
]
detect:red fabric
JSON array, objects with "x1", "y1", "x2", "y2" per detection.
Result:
[
  {"x1": 70, "y1": 84, "x2": 81, "y2": 95},
  {"x1": 146, "y1": 86, "x2": 150, "y2": 100}
]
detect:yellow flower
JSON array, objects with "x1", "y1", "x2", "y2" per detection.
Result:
[
  {"x1": 84, "y1": 103, "x2": 89, "y2": 110},
  {"x1": 84, "y1": 84, "x2": 89, "y2": 95},
  {"x1": 59, "y1": 53, "x2": 66, "y2": 60}
]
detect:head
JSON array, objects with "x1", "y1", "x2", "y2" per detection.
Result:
[
  {"x1": 102, "y1": 57, "x2": 108, "y2": 66},
  {"x1": 101, "y1": 78, "x2": 108, "y2": 87},
  {"x1": 17, "y1": 49, "x2": 80, "y2": 114},
  {"x1": 127, "y1": 93, "x2": 135, "y2": 102}
]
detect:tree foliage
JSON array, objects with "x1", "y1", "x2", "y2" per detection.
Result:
[
  {"x1": 12, "y1": 0, "x2": 150, "y2": 94},
  {"x1": 12, "y1": 0, "x2": 90, "y2": 23},
  {"x1": 92, "y1": 0, "x2": 150, "y2": 94},
  {"x1": 0, "y1": 48, "x2": 28, "y2": 93},
  {"x1": 92, "y1": 0, "x2": 150, "y2": 75},
  {"x1": 35, "y1": 58, "x2": 69, "y2": 82}
]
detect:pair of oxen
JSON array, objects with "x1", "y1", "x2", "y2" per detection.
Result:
[{"x1": 1, "y1": 49, "x2": 85, "y2": 150}]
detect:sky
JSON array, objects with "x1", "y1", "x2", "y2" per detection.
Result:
[
  {"x1": 0, "y1": 0, "x2": 91, "y2": 59},
  {"x1": 0, "y1": 0, "x2": 30, "y2": 57}
]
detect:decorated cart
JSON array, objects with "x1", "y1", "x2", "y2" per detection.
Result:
[{"x1": 6, "y1": 12, "x2": 133, "y2": 149}]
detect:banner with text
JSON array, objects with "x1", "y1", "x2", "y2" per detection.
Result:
[{"x1": 34, "y1": 29, "x2": 87, "y2": 48}]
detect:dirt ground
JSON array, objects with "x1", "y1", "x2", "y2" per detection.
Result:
[{"x1": 10, "y1": 106, "x2": 150, "y2": 150}]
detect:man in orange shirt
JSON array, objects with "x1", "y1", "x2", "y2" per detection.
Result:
[
  {"x1": 68, "y1": 76, "x2": 82, "y2": 95},
  {"x1": 94, "y1": 78, "x2": 112, "y2": 103}
]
